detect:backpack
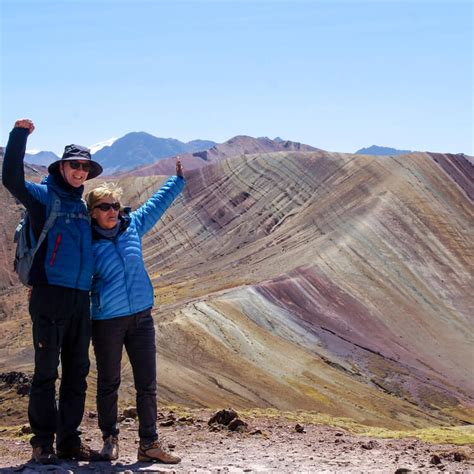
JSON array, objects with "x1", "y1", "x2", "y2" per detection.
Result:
[{"x1": 13, "y1": 191, "x2": 62, "y2": 286}]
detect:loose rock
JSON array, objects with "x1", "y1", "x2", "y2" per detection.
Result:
[
  {"x1": 123, "y1": 406, "x2": 138, "y2": 419},
  {"x1": 454, "y1": 451, "x2": 467, "y2": 462},
  {"x1": 160, "y1": 419, "x2": 175, "y2": 427},
  {"x1": 208, "y1": 408, "x2": 238, "y2": 426},
  {"x1": 361, "y1": 440, "x2": 380, "y2": 450},
  {"x1": 19, "y1": 424, "x2": 31, "y2": 435},
  {"x1": 228, "y1": 418, "x2": 248, "y2": 432}
]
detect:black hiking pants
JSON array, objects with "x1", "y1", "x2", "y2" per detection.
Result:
[
  {"x1": 92, "y1": 309, "x2": 158, "y2": 444},
  {"x1": 28, "y1": 284, "x2": 91, "y2": 450}
]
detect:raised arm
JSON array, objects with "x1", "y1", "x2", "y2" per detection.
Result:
[
  {"x1": 2, "y1": 119, "x2": 42, "y2": 208},
  {"x1": 131, "y1": 174, "x2": 185, "y2": 237}
]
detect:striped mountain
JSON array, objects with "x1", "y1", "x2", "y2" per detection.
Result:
[{"x1": 0, "y1": 144, "x2": 472, "y2": 432}]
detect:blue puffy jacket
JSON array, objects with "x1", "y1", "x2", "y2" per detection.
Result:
[
  {"x1": 91, "y1": 176, "x2": 185, "y2": 320},
  {"x1": 2, "y1": 128, "x2": 93, "y2": 290}
]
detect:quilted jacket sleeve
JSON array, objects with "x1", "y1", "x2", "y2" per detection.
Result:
[{"x1": 131, "y1": 175, "x2": 185, "y2": 237}]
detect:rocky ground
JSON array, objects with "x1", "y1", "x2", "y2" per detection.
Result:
[{"x1": 0, "y1": 408, "x2": 472, "y2": 473}]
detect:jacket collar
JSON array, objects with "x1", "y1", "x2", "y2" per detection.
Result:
[
  {"x1": 92, "y1": 215, "x2": 130, "y2": 241},
  {"x1": 43, "y1": 170, "x2": 84, "y2": 200}
]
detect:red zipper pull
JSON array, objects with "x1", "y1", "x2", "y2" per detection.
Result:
[{"x1": 49, "y1": 233, "x2": 62, "y2": 266}]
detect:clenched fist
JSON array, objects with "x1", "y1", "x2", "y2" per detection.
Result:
[
  {"x1": 14, "y1": 118, "x2": 35, "y2": 135},
  {"x1": 176, "y1": 157, "x2": 184, "y2": 178}
]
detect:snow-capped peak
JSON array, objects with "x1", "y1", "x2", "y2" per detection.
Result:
[
  {"x1": 89, "y1": 137, "x2": 118, "y2": 154},
  {"x1": 26, "y1": 149, "x2": 41, "y2": 155}
]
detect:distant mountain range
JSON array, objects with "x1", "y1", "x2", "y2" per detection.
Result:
[
  {"x1": 92, "y1": 132, "x2": 216, "y2": 174},
  {"x1": 24, "y1": 150, "x2": 59, "y2": 167},
  {"x1": 118, "y1": 135, "x2": 320, "y2": 177},
  {"x1": 22, "y1": 132, "x2": 216, "y2": 175},
  {"x1": 20, "y1": 136, "x2": 429, "y2": 175},
  {"x1": 355, "y1": 145, "x2": 413, "y2": 156},
  {"x1": 21, "y1": 133, "x2": 318, "y2": 175}
]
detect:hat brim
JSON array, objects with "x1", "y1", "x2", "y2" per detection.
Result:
[{"x1": 48, "y1": 158, "x2": 103, "y2": 180}]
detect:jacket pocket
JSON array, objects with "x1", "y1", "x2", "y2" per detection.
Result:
[{"x1": 92, "y1": 281, "x2": 102, "y2": 312}]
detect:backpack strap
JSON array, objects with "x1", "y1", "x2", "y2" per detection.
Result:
[
  {"x1": 82, "y1": 198, "x2": 91, "y2": 224},
  {"x1": 30, "y1": 190, "x2": 62, "y2": 259}
]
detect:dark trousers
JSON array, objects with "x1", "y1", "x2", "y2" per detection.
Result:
[
  {"x1": 92, "y1": 309, "x2": 158, "y2": 444},
  {"x1": 28, "y1": 285, "x2": 91, "y2": 450}
]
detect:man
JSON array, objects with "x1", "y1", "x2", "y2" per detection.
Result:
[{"x1": 2, "y1": 119, "x2": 103, "y2": 464}]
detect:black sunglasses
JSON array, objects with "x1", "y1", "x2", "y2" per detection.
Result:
[
  {"x1": 94, "y1": 202, "x2": 121, "y2": 212},
  {"x1": 68, "y1": 160, "x2": 92, "y2": 172}
]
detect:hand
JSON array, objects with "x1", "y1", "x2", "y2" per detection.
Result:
[
  {"x1": 176, "y1": 157, "x2": 184, "y2": 177},
  {"x1": 14, "y1": 119, "x2": 35, "y2": 135}
]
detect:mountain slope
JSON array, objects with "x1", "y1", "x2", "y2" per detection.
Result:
[
  {"x1": 0, "y1": 149, "x2": 472, "y2": 431},
  {"x1": 111, "y1": 150, "x2": 473, "y2": 428}
]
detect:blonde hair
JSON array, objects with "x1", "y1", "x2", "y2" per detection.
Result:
[{"x1": 85, "y1": 182, "x2": 123, "y2": 210}]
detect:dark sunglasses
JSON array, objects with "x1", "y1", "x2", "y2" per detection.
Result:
[
  {"x1": 94, "y1": 202, "x2": 121, "y2": 212},
  {"x1": 68, "y1": 160, "x2": 92, "y2": 172}
]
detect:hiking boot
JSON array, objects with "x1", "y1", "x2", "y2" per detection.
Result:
[
  {"x1": 137, "y1": 440, "x2": 181, "y2": 463},
  {"x1": 31, "y1": 445, "x2": 58, "y2": 465},
  {"x1": 57, "y1": 443, "x2": 103, "y2": 461},
  {"x1": 100, "y1": 435, "x2": 119, "y2": 461}
]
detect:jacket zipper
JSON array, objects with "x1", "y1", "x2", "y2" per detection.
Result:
[
  {"x1": 115, "y1": 239, "x2": 132, "y2": 313},
  {"x1": 96, "y1": 280, "x2": 102, "y2": 312},
  {"x1": 75, "y1": 220, "x2": 83, "y2": 288},
  {"x1": 49, "y1": 233, "x2": 61, "y2": 266}
]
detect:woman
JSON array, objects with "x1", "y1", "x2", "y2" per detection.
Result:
[{"x1": 85, "y1": 161, "x2": 185, "y2": 463}]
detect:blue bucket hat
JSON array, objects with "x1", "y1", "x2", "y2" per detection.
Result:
[{"x1": 48, "y1": 144, "x2": 103, "y2": 180}]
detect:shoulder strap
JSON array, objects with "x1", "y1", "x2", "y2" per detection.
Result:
[
  {"x1": 30, "y1": 190, "x2": 61, "y2": 259},
  {"x1": 82, "y1": 198, "x2": 91, "y2": 224}
]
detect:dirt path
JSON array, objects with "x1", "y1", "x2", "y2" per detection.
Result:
[{"x1": 0, "y1": 409, "x2": 472, "y2": 473}]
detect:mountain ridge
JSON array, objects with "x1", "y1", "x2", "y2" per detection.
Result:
[
  {"x1": 92, "y1": 131, "x2": 216, "y2": 174},
  {"x1": 117, "y1": 135, "x2": 320, "y2": 177}
]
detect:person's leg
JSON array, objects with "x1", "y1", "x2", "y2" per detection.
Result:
[
  {"x1": 28, "y1": 285, "x2": 65, "y2": 451},
  {"x1": 56, "y1": 289, "x2": 91, "y2": 451},
  {"x1": 92, "y1": 315, "x2": 129, "y2": 440},
  {"x1": 124, "y1": 310, "x2": 157, "y2": 445},
  {"x1": 126, "y1": 310, "x2": 180, "y2": 464}
]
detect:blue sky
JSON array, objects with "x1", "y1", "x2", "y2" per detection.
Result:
[{"x1": 1, "y1": 0, "x2": 472, "y2": 155}]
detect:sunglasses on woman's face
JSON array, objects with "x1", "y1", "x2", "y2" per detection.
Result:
[
  {"x1": 68, "y1": 160, "x2": 91, "y2": 172},
  {"x1": 94, "y1": 202, "x2": 121, "y2": 212}
]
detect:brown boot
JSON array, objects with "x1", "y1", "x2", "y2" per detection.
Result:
[
  {"x1": 137, "y1": 440, "x2": 181, "y2": 464},
  {"x1": 57, "y1": 443, "x2": 103, "y2": 461},
  {"x1": 31, "y1": 445, "x2": 58, "y2": 465}
]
